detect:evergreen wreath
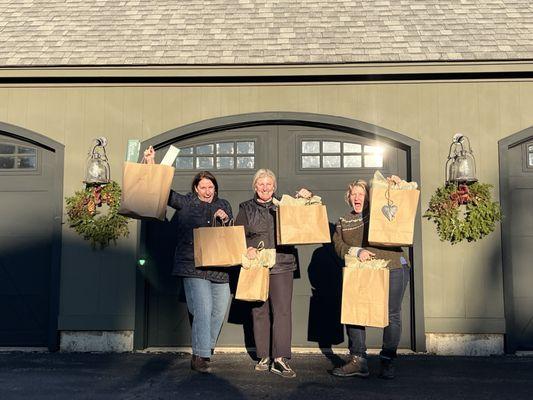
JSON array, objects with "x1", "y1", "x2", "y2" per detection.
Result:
[
  {"x1": 66, "y1": 181, "x2": 129, "y2": 248},
  {"x1": 423, "y1": 182, "x2": 502, "y2": 245}
]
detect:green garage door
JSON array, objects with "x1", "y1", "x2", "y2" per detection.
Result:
[
  {"x1": 141, "y1": 124, "x2": 412, "y2": 351},
  {"x1": 0, "y1": 132, "x2": 60, "y2": 347},
  {"x1": 501, "y1": 134, "x2": 533, "y2": 351}
]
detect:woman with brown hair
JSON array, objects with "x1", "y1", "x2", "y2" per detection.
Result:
[{"x1": 144, "y1": 146, "x2": 232, "y2": 374}]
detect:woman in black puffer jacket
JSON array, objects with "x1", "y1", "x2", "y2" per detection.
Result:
[
  {"x1": 236, "y1": 168, "x2": 311, "y2": 379},
  {"x1": 144, "y1": 147, "x2": 232, "y2": 374}
]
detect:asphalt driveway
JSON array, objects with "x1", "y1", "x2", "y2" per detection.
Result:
[{"x1": 0, "y1": 352, "x2": 531, "y2": 400}]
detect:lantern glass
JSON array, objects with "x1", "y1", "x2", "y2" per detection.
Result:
[
  {"x1": 445, "y1": 134, "x2": 477, "y2": 184},
  {"x1": 85, "y1": 155, "x2": 110, "y2": 184},
  {"x1": 84, "y1": 137, "x2": 110, "y2": 184},
  {"x1": 454, "y1": 152, "x2": 477, "y2": 183}
]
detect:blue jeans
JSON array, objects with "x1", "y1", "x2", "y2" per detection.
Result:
[
  {"x1": 182, "y1": 277, "x2": 230, "y2": 358},
  {"x1": 347, "y1": 265, "x2": 410, "y2": 359}
]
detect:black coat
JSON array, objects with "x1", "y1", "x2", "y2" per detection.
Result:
[
  {"x1": 168, "y1": 191, "x2": 233, "y2": 283},
  {"x1": 235, "y1": 196, "x2": 297, "y2": 275}
]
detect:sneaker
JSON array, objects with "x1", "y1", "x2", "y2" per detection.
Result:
[
  {"x1": 270, "y1": 358, "x2": 296, "y2": 378},
  {"x1": 331, "y1": 355, "x2": 369, "y2": 378},
  {"x1": 255, "y1": 357, "x2": 270, "y2": 371},
  {"x1": 191, "y1": 354, "x2": 211, "y2": 373},
  {"x1": 379, "y1": 357, "x2": 395, "y2": 379}
]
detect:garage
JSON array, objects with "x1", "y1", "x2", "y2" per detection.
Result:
[
  {"x1": 499, "y1": 127, "x2": 533, "y2": 352},
  {"x1": 135, "y1": 113, "x2": 423, "y2": 352},
  {"x1": 0, "y1": 124, "x2": 63, "y2": 349}
]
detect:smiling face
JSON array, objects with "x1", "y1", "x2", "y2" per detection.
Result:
[
  {"x1": 254, "y1": 176, "x2": 275, "y2": 202},
  {"x1": 349, "y1": 185, "x2": 367, "y2": 214},
  {"x1": 194, "y1": 178, "x2": 215, "y2": 203}
]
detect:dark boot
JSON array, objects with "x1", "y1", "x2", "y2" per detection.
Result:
[
  {"x1": 191, "y1": 354, "x2": 211, "y2": 373},
  {"x1": 379, "y1": 357, "x2": 395, "y2": 379},
  {"x1": 332, "y1": 355, "x2": 369, "y2": 378}
]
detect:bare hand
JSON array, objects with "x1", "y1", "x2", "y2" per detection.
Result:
[
  {"x1": 144, "y1": 146, "x2": 155, "y2": 164},
  {"x1": 358, "y1": 249, "x2": 376, "y2": 262},
  {"x1": 296, "y1": 188, "x2": 313, "y2": 199},
  {"x1": 214, "y1": 209, "x2": 229, "y2": 223},
  {"x1": 246, "y1": 247, "x2": 257, "y2": 260}
]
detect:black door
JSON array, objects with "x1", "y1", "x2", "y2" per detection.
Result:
[
  {"x1": 140, "y1": 124, "x2": 412, "y2": 351},
  {"x1": 501, "y1": 135, "x2": 533, "y2": 351},
  {"x1": 0, "y1": 134, "x2": 59, "y2": 347}
]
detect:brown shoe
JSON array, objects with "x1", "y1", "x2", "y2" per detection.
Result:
[
  {"x1": 331, "y1": 355, "x2": 369, "y2": 378},
  {"x1": 191, "y1": 354, "x2": 211, "y2": 373}
]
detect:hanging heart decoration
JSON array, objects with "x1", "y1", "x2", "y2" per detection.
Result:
[{"x1": 381, "y1": 204, "x2": 398, "y2": 221}]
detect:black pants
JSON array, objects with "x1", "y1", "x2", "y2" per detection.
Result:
[
  {"x1": 252, "y1": 271, "x2": 293, "y2": 359},
  {"x1": 347, "y1": 265, "x2": 410, "y2": 359}
]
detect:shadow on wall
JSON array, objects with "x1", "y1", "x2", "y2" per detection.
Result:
[
  {"x1": 306, "y1": 223, "x2": 344, "y2": 355},
  {"x1": 0, "y1": 237, "x2": 56, "y2": 347},
  {"x1": 1, "y1": 230, "x2": 138, "y2": 349}
]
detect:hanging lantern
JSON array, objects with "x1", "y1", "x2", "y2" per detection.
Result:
[
  {"x1": 84, "y1": 137, "x2": 110, "y2": 185},
  {"x1": 445, "y1": 134, "x2": 477, "y2": 185}
]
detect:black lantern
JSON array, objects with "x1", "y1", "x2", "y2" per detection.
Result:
[
  {"x1": 84, "y1": 137, "x2": 110, "y2": 185},
  {"x1": 445, "y1": 134, "x2": 477, "y2": 184}
]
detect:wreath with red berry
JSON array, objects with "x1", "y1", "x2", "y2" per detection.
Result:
[
  {"x1": 65, "y1": 181, "x2": 129, "y2": 248},
  {"x1": 423, "y1": 182, "x2": 502, "y2": 244}
]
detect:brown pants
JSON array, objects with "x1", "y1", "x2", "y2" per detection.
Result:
[{"x1": 252, "y1": 271, "x2": 293, "y2": 359}]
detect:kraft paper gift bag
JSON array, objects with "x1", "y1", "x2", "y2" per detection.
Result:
[
  {"x1": 235, "y1": 264, "x2": 270, "y2": 302},
  {"x1": 340, "y1": 256, "x2": 390, "y2": 328},
  {"x1": 235, "y1": 242, "x2": 275, "y2": 301},
  {"x1": 275, "y1": 195, "x2": 330, "y2": 245},
  {"x1": 368, "y1": 171, "x2": 420, "y2": 246},
  {"x1": 118, "y1": 160, "x2": 175, "y2": 221},
  {"x1": 193, "y1": 222, "x2": 247, "y2": 267}
]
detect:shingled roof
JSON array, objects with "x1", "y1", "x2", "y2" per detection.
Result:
[{"x1": 1, "y1": 0, "x2": 532, "y2": 66}]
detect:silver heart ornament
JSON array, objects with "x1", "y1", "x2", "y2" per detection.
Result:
[{"x1": 382, "y1": 204, "x2": 398, "y2": 221}]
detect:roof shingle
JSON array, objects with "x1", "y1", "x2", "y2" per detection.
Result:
[{"x1": 0, "y1": 0, "x2": 531, "y2": 66}]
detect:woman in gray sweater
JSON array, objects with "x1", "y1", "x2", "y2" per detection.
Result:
[{"x1": 332, "y1": 178, "x2": 410, "y2": 380}]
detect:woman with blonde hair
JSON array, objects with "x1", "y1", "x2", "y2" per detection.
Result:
[
  {"x1": 236, "y1": 168, "x2": 312, "y2": 378},
  {"x1": 332, "y1": 177, "x2": 410, "y2": 379}
]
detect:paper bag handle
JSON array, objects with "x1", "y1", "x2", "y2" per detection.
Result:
[{"x1": 211, "y1": 214, "x2": 234, "y2": 227}]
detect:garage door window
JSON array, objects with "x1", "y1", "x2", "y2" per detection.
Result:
[
  {"x1": 174, "y1": 140, "x2": 255, "y2": 170},
  {"x1": 528, "y1": 144, "x2": 533, "y2": 168},
  {"x1": 0, "y1": 143, "x2": 37, "y2": 171},
  {"x1": 301, "y1": 140, "x2": 383, "y2": 169}
]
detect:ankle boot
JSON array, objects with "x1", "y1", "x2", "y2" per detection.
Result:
[{"x1": 191, "y1": 354, "x2": 211, "y2": 373}]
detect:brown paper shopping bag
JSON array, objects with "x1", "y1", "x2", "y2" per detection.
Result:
[
  {"x1": 368, "y1": 186, "x2": 420, "y2": 246},
  {"x1": 235, "y1": 242, "x2": 275, "y2": 302},
  {"x1": 193, "y1": 223, "x2": 247, "y2": 267},
  {"x1": 235, "y1": 265, "x2": 270, "y2": 302},
  {"x1": 276, "y1": 204, "x2": 330, "y2": 245},
  {"x1": 341, "y1": 259, "x2": 390, "y2": 328},
  {"x1": 118, "y1": 161, "x2": 175, "y2": 221}
]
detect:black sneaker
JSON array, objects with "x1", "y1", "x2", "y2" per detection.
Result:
[
  {"x1": 255, "y1": 357, "x2": 270, "y2": 371},
  {"x1": 270, "y1": 358, "x2": 296, "y2": 378},
  {"x1": 331, "y1": 355, "x2": 369, "y2": 378},
  {"x1": 379, "y1": 357, "x2": 395, "y2": 379}
]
